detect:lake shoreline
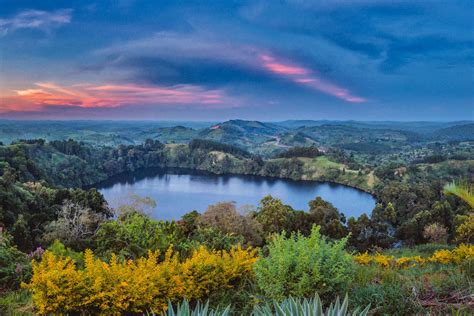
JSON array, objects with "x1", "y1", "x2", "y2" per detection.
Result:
[
  {"x1": 95, "y1": 166, "x2": 376, "y2": 221},
  {"x1": 91, "y1": 165, "x2": 376, "y2": 196}
]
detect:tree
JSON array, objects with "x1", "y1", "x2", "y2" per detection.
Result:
[
  {"x1": 347, "y1": 214, "x2": 372, "y2": 251},
  {"x1": 43, "y1": 201, "x2": 107, "y2": 249},
  {"x1": 308, "y1": 197, "x2": 347, "y2": 239},
  {"x1": 254, "y1": 195, "x2": 293, "y2": 236},
  {"x1": 199, "y1": 202, "x2": 263, "y2": 246},
  {"x1": 115, "y1": 194, "x2": 157, "y2": 218}
]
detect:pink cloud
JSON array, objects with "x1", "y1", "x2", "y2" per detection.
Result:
[
  {"x1": 2, "y1": 82, "x2": 234, "y2": 113},
  {"x1": 260, "y1": 54, "x2": 309, "y2": 75},
  {"x1": 260, "y1": 54, "x2": 367, "y2": 103}
]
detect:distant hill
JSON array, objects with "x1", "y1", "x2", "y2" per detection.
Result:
[
  {"x1": 201, "y1": 119, "x2": 285, "y2": 135},
  {"x1": 197, "y1": 120, "x2": 286, "y2": 151},
  {"x1": 1, "y1": 119, "x2": 472, "y2": 156},
  {"x1": 432, "y1": 123, "x2": 474, "y2": 141},
  {"x1": 274, "y1": 120, "x2": 332, "y2": 128},
  {"x1": 274, "y1": 120, "x2": 474, "y2": 134},
  {"x1": 148, "y1": 126, "x2": 198, "y2": 143}
]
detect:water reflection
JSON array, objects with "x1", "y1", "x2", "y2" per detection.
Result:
[{"x1": 95, "y1": 168, "x2": 376, "y2": 221}]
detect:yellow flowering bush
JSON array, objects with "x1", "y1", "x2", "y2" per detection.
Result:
[
  {"x1": 353, "y1": 252, "x2": 372, "y2": 265},
  {"x1": 395, "y1": 257, "x2": 411, "y2": 268},
  {"x1": 373, "y1": 253, "x2": 393, "y2": 267},
  {"x1": 23, "y1": 245, "x2": 257, "y2": 314},
  {"x1": 428, "y1": 249, "x2": 454, "y2": 264},
  {"x1": 353, "y1": 244, "x2": 473, "y2": 269},
  {"x1": 23, "y1": 251, "x2": 85, "y2": 313},
  {"x1": 452, "y1": 243, "x2": 474, "y2": 263}
]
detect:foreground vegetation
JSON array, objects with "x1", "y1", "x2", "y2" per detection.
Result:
[{"x1": 2, "y1": 226, "x2": 472, "y2": 314}]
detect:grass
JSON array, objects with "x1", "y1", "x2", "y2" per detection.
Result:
[
  {"x1": 0, "y1": 290, "x2": 33, "y2": 315},
  {"x1": 298, "y1": 156, "x2": 375, "y2": 191},
  {"x1": 383, "y1": 243, "x2": 455, "y2": 258},
  {"x1": 350, "y1": 263, "x2": 473, "y2": 315},
  {"x1": 302, "y1": 156, "x2": 343, "y2": 169}
]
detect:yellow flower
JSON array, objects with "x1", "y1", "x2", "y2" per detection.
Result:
[
  {"x1": 395, "y1": 257, "x2": 411, "y2": 268},
  {"x1": 353, "y1": 252, "x2": 372, "y2": 265},
  {"x1": 429, "y1": 249, "x2": 453, "y2": 264},
  {"x1": 452, "y1": 244, "x2": 474, "y2": 263},
  {"x1": 23, "y1": 245, "x2": 257, "y2": 314},
  {"x1": 373, "y1": 253, "x2": 393, "y2": 267}
]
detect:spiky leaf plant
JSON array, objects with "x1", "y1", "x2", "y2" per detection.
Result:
[
  {"x1": 158, "y1": 300, "x2": 231, "y2": 316},
  {"x1": 252, "y1": 293, "x2": 370, "y2": 316},
  {"x1": 444, "y1": 181, "x2": 474, "y2": 208}
]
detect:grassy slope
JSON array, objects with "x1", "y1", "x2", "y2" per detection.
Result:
[{"x1": 299, "y1": 156, "x2": 375, "y2": 191}]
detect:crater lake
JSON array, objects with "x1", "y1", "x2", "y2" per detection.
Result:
[{"x1": 96, "y1": 168, "x2": 376, "y2": 220}]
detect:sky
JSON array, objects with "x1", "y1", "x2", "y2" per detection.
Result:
[{"x1": 0, "y1": 0, "x2": 473, "y2": 121}]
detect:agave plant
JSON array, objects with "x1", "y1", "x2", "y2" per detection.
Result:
[
  {"x1": 158, "y1": 299, "x2": 231, "y2": 316},
  {"x1": 252, "y1": 294, "x2": 370, "y2": 316},
  {"x1": 444, "y1": 181, "x2": 474, "y2": 208}
]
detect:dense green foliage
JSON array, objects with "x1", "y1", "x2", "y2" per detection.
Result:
[
  {"x1": 189, "y1": 139, "x2": 251, "y2": 158},
  {"x1": 0, "y1": 231, "x2": 30, "y2": 290},
  {"x1": 275, "y1": 146, "x2": 322, "y2": 158},
  {"x1": 254, "y1": 227, "x2": 354, "y2": 300}
]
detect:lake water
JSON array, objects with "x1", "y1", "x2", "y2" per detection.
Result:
[{"x1": 96, "y1": 168, "x2": 376, "y2": 220}]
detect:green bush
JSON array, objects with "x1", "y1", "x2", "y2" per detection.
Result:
[
  {"x1": 0, "y1": 231, "x2": 30, "y2": 290},
  {"x1": 252, "y1": 293, "x2": 370, "y2": 316},
  {"x1": 94, "y1": 212, "x2": 183, "y2": 259},
  {"x1": 47, "y1": 240, "x2": 84, "y2": 267},
  {"x1": 180, "y1": 227, "x2": 244, "y2": 255},
  {"x1": 254, "y1": 226, "x2": 355, "y2": 300}
]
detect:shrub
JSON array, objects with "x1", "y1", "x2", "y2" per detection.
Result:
[
  {"x1": 47, "y1": 239, "x2": 84, "y2": 267},
  {"x1": 353, "y1": 244, "x2": 474, "y2": 268},
  {"x1": 199, "y1": 202, "x2": 263, "y2": 247},
  {"x1": 23, "y1": 245, "x2": 257, "y2": 314},
  {"x1": 0, "y1": 230, "x2": 30, "y2": 290},
  {"x1": 423, "y1": 223, "x2": 448, "y2": 244},
  {"x1": 454, "y1": 213, "x2": 474, "y2": 243},
  {"x1": 94, "y1": 212, "x2": 184, "y2": 259},
  {"x1": 252, "y1": 293, "x2": 370, "y2": 316},
  {"x1": 253, "y1": 226, "x2": 354, "y2": 300},
  {"x1": 180, "y1": 227, "x2": 244, "y2": 256}
]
